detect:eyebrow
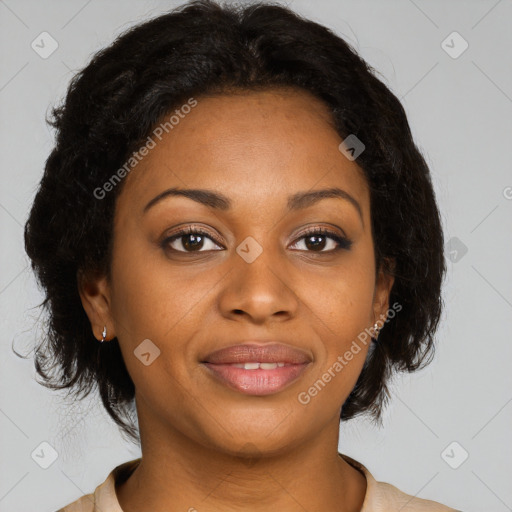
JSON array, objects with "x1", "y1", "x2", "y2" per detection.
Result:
[{"x1": 143, "y1": 186, "x2": 363, "y2": 224}]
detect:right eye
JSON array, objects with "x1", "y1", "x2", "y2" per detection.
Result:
[{"x1": 161, "y1": 226, "x2": 224, "y2": 253}]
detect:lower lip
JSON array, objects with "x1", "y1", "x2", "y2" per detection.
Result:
[{"x1": 202, "y1": 363, "x2": 310, "y2": 395}]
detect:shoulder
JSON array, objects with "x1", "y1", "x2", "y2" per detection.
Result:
[
  {"x1": 55, "y1": 458, "x2": 141, "y2": 512},
  {"x1": 55, "y1": 493, "x2": 95, "y2": 512},
  {"x1": 367, "y1": 479, "x2": 459, "y2": 511},
  {"x1": 340, "y1": 454, "x2": 461, "y2": 512}
]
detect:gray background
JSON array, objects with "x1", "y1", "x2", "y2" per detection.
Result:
[{"x1": 1, "y1": 1, "x2": 511, "y2": 511}]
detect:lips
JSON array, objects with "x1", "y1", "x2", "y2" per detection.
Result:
[
  {"x1": 202, "y1": 343, "x2": 312, "y2": 365},
  {"x1": 201, "y1": 342, "x2": 312, "y2": 395}
]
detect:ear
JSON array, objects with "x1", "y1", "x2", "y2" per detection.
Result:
[
  {"x1": 77, "y1": 270, "x2": 116, "y2": 341},
  {"x1": 372, "y1": 257, "x2": 395, "y2": 327}
]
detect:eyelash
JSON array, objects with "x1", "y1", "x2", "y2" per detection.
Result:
[{"x1": 161, "y1": 226, "x2": 353, "y2": 254}]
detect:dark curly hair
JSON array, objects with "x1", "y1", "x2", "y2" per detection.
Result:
[{"x1": 22, "y1": 0, "x2": 446, "y2": 444}]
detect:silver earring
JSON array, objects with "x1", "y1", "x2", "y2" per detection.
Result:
[
  {"x1": 100, "y1": 325, "x2": 107, "y2": 343},
  {"x1": 372, "y1": 322, "x2": 380, "y2": 341}
]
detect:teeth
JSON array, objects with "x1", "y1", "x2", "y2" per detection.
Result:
[{"x1": 231, "y1": 362, "x2": 287, "y2": 370}]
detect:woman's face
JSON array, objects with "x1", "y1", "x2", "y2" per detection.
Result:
[{"x1": 81, "y1": 88, "x2": 394, "y2": 456}]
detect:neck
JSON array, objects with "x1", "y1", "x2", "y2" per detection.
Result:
[{"x1": 116, "y1": 398, "x2": 366, "y2": 512}]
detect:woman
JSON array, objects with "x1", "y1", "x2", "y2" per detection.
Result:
[{"x1": 24, "y1": 0, "x2": 460, "y2": 510}]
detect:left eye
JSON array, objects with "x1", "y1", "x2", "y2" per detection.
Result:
[{"x1": 290, "y1": 228, "x2": 352, "y2": 253}]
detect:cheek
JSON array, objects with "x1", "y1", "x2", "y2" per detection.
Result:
[
  {"x1": 305, "y1": 251, "x2": 376, "y2": 340},
  {"x1": 295, "y1": 254, "x2": 375, "y2": 402},
  {"x1": 108, "y1": 227, "x2": 214, "y2": 339},
  {"x1": 107, "y1": 235, "x2": 228, "y2": 391}
]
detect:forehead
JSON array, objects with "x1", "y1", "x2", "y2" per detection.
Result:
[{"x1": 118, "y1": 88, "x2": 369, "y2": 216}]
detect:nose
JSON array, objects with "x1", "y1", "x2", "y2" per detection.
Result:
[{"x1": 217, "y1": 247, "x2": 299, "y2": 324}]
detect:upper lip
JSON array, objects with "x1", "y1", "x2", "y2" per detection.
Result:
[{"x1": 202, "y1": 342, "x2": 312, "y2": 365}]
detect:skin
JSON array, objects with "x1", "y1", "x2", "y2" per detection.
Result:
[{"x1": 79, "y1": 87, "x2": 394, "y2": 512}]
